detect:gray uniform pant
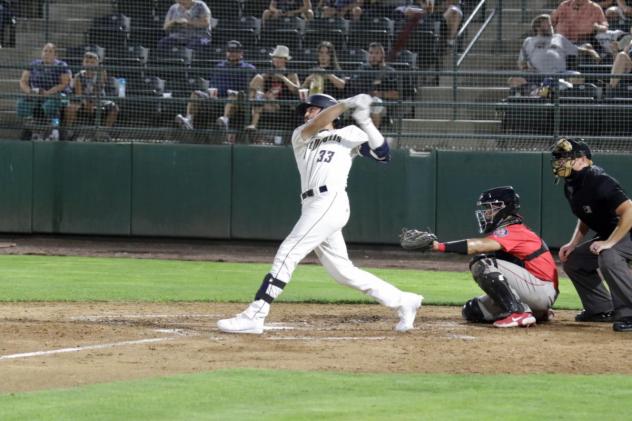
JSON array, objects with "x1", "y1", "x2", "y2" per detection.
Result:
[
  {"x1": 563, "y1": 234, "x2": 632, "y2": 320},
  {"x1": 476, "y1": 259, "x2": 557, "y2": 321}
]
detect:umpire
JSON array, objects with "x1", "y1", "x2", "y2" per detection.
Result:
[{"x1": 552, "y1": 138, "x2": 632, "y2": 332}]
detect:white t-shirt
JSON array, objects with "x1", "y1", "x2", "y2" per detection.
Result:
[
  {"x1": 291, "y1": 124, "x2": 368, "y2": 194},
  {"x1": 518, "y1": 34, "x2": 578, "y2": 74}
]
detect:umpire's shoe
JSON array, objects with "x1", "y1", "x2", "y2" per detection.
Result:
[
  {"x1": 613, "y1": 318, "x2": 632, "y2": 332},
  {"x1": 575, "y1": 309, "x2": 614, "y2": 322},
  {"x1": 395, "y1": 292, "x2": 423, "y2": 332}
]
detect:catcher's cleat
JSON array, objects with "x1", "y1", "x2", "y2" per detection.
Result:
[
  {"x1": 575, "y1": 309, "x2": 614, "y2": 322},
  {"x1": 395, "y1": 292, "x2": 423, "y2": 332},
  {"x1": 493, "y1": 312, "x2": 536, "y2": 328}
]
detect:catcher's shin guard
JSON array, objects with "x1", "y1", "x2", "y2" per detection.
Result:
[
  {"x1": 254, "y1": 273, "x2": 287, "y2": 304},
  {"x1": 470, "y1": 258, "x2": 523, "y2": 316},
  {"x1": 462, "y1": 298, "x2": 488, "y2": 323}
]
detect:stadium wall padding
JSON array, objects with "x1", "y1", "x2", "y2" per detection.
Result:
[
  {"x1": 3, "y1": 142, "x2": 632, "y2": 248},
  {"x1": 435, "y1": 151, "x2": 544, "y2": 241},
  {"x1": 32, "y1": 142, "x2": 132, "y2": 235},
  {"x1": 0, "y1": 141, "x2": 33, "y2": 232},
  {"x1": 131, "y1": 143, "x2": 232, "y2": 238}
]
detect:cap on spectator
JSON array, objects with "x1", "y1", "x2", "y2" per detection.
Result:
[
  {"x1": 226, "y1": 40, "x2": 243, "y2": 51},
  {"x1": 270, "y1": 45, "x2": 292, "y2": 60}
]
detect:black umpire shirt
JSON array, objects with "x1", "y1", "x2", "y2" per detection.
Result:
[{"x1": 563, "y1": 165, "x2": 630, "y2": 240}]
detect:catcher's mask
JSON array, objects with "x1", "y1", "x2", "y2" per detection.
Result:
[
  {"x1": 296, "y1": 93, "x2": 340, "y2": 124},
  {"x1": 475, "y1": 186, "x2": 520, "y2": 234},
  {"x1": 550, "y1": 138, "x2": 592, "y2": 182}
]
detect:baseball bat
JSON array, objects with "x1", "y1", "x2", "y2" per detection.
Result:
[{"x1": 386, "y1": 11, "x2": 424, "y2": 62}]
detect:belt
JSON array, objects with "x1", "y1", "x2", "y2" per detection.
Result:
[{"x1": 301, "y1": 185, "x2": 328, "y2": 200}]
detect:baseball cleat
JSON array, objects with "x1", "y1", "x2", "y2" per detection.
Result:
[
  {"x1": 395, "y1": 292, "x2": 423, "y2": 332},
  {"x1": 217, "y1": 312, "x2": 264, "y2": 334},
  {"x1": 493, "y1": 312, "x2": 536, "y2": 328}
]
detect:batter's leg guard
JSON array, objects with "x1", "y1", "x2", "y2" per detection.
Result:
[
  {"x1": 470, "y1": 258, "x2": 523, "y2": 317},
  {"x1": 461, "y1": 297, "x2": 489, "y2": 323},
  {"x1": 254, "y1": 273, "x2": 287, "y2": 304}
]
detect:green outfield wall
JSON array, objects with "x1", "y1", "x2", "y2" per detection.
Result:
[{"x1": 0, "y1": 142, "x2": 630, "y2": 248}]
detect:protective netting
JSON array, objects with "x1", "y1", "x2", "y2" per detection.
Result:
[{"x1": 1, "y1": 0, "x2": 631, "y2": 153}]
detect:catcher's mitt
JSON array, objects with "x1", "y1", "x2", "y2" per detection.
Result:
[{"x1": 399, "y1": 228, "x2": 438, "y2": 251}]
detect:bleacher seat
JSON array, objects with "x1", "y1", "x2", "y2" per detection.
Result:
[
  {"x1": 213, "y1": 16, "x2": 261, "y2": 51},
  {"x1": 147, "y1": 47, "x2": 193, "y2": 81},
  {"x1": 348, "y1": 17, "x2": 393, "y2": 50},
  {"x1": 303, "y1": 17, "x2": 348, "y2": 51},
  {"x1": 88, "y1": 13, "x2": 131, "y2": 54},
  {"x1": 260, "y1": 16, "x2": 305, "y2": 53}
]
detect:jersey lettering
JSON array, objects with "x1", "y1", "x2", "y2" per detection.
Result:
[{"x1": 307, "y1": 133, "x2": 342, "y2": 150}]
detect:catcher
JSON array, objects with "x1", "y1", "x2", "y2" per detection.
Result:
[{"x1": 400, "y1": 186, "x2": 558, "y2": 328}]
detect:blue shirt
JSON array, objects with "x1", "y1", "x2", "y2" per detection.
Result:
[
  {"x1": 210, "y1": 60, "x2": 256, "y2": 97},
  {"x1": 27, "y1": 59, "x2": 71, "y2": 93}
]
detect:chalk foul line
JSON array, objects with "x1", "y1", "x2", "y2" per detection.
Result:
[{"x1": 0, "y1": 337, "x2": 174, "y2": 361}]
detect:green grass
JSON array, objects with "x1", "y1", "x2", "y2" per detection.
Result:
[
  {"x1": 2, "y1": 369, "x2": 632, "y2": 420},
  {"x1": 0, "y1": 255, "x2": 621, "y2": 419},
  {"x1": 0, "y1": 255, "x2": 582, "y2": 309}
]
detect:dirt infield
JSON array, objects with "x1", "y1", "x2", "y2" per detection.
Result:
[{"x1": 0, "y1": 235, "x2": 629, "y2": 394}]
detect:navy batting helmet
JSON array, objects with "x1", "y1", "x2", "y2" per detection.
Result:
[
  {"x1": 296, "y1": 93, "x2": 338, "y2": 115},
  {"x1": 475, "y1": 186, "x2": 521, "y2": 234}
]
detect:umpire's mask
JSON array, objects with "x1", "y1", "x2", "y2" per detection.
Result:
[{"x1": 550, "y1": 138, "x2": 592, "y2": 182}]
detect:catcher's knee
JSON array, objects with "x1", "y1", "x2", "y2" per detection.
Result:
[
  {"x1": 462, "y1": 298, "x2": 488, "y2": 323},
  {"x1": 469, "y1": 254, "x2": 496, "y2": 284},
  {"x1": 254, "y1": 273, "x2": 287, "y2": 303}
]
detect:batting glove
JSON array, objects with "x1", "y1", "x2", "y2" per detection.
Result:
[
  {"x1": 342, "y1": 93, "x2": 373, "y2": 110},
  {"x1": 352, "y1": 106, "x2": 371, "y2": 127}
]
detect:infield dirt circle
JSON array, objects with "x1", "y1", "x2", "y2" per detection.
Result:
[{"x1": 0, "y1": 236, "x2": 630, "y2": 394}]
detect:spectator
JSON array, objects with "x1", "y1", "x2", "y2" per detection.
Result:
[
  {"x1": 508, "y1": 14, "x2": 600, "y2": 93},
  {"x1": 317, "y1": 0, "x2": 362, "y2": 20},
  {"x1": 300, "y1": 40, "x2": 346, "y2": 96},
  {"x1": 176, "y1": 40, "x2": 256, "y2": 131},
  {"x1": 609, "y1": 35, "x2": 632, "y2": 87},
  {"x1": 551, "y1": 0, "x2": 608, "y2": 45},
  {"x1": 262, "y1": 0, "x2": 314, "y2": 25},
  {"x1": 246, "y1": 45, "x2": 300, "y2": 132},
  {"x1": 440, "y1": 0, "x2": 464, "y2": 47},
  {"x1": 0, "y1": 0, "x2": 15, "y2": 48},
  {"x1": 64, "y1": 52, "x2": 119, "y2": 140},
  {"x1": 158, "y1": 0, "x2": 212, "y2": 52},
  {"x1": 17, "y1": 43, "x2": 71, "y2": 141},
  {"x1": 348, "y1": 42, "x2": 399, "y2": 128}
]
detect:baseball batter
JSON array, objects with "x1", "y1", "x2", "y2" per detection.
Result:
[{"x1": 217, "y1": 93, "x2": 423, "y2": 334}]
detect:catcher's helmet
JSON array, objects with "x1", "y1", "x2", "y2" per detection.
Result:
[
  {"x1": 475, "y1": 186, "x2": 521, "y2": 234},
  {"x1": 296, "y1": 93, "x2": 338, "y2": 115},
  {"x1": 550, "y1": 138, "x2": 592, "y2": 179}
]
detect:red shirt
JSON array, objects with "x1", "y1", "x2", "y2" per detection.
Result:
[
  {"x1": 487, "y1": 223, "x2": 559, "y2": 290},
  {"x1": 551, "y1": 0, "x2": 607, "y2": 43}
]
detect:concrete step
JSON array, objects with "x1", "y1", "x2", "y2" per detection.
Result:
[
  {"x1": 417, "y1": 86, "x2": 510, "y2": 102},
  {"x1": 414, "y1": 86, "x2": 509, "y2": 119},
  {"x1": 17, "y1": 31, "x2": 87, "y2": 50},
  {"x1": 402, "y1": 118, "x2": 501, "y2": 134},
  {"x1": 17, "y1": 17, "x2": 93, "y2": 34},
  {"x1": 397, "y1": 136, "x2": 501, "y2": 151},
  {"x1": 0, "y1": 80, "x2": 20, "y2": 94},
  {"x1": 49, "y1": 2, "x2": 113, "y2": 21}
]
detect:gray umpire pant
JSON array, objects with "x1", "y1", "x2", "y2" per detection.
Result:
[{"x1": 563, "y1": 234, "x2": 632, "y2": 320}]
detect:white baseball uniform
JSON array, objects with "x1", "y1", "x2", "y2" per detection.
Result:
[{"x1": 265, "y1": 123, "x2": 406, "y2": 308}]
